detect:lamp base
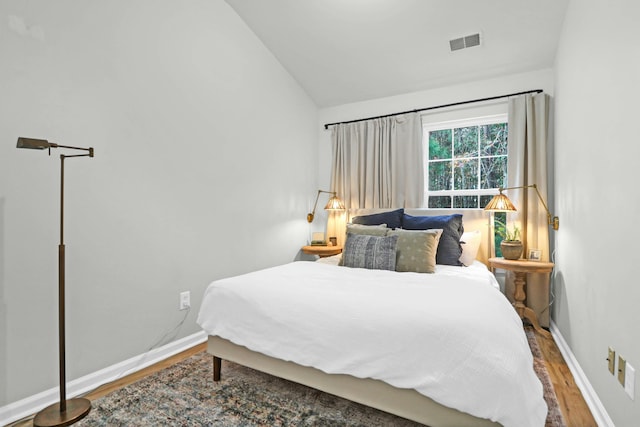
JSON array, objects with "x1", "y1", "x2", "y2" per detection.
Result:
[{"x1": 33, "y1": 398, "x2": 91, "y2": 427}]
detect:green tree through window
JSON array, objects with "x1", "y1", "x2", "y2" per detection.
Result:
[{"x1": 425, "y1": 117, "x2": 508, "y2": 209}]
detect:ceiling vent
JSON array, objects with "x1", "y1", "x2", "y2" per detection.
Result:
[{"x1": 449, "y1": 33, "x2": 481, "y2": 52}]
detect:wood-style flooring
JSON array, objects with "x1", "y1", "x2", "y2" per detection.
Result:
[
  {"x1": 536, "y1": 330, "x2": 598, "y2": 426},
  {"x1": 8, "y1": 330, "x2": 596, "y2": 427}
]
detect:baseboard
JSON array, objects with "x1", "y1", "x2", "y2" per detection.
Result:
[
  {"x1": 0, "y1": 331, "x2": 207, "y2": 426},
  {"x1": 3, "y1": 325, "x2": 613, "y2": 426},
  {"x1": 550, "y1": 321, "x2": 615, "y2": 427}
]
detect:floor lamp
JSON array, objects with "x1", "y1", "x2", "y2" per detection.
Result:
[{"x1": 17, "y1": 137, "x2": 94, "y2": 427}]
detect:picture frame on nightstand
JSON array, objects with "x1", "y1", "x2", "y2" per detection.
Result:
[{"x1": 528, "y1": 249, "x2": 541, "y2": 261}]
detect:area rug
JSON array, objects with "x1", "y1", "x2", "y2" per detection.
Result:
[
  {"x1": 76, "y1": 331, "x2": 565, "y2": 426},
  {"x1": 526, "y1": 328, "x2": 567, "y2": 427}
]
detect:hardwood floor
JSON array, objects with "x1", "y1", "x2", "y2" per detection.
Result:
[
  {"x1": 83, "y1": 343, "x2": 207, "y2": 401},
  {"x1": 536, "y1": 329, "x2": 598, "y2": 426},
  {"x1": 7, "y1": 344, "x2": 206, "y2": 427},
  {"x1": 9, "y1": 333, "x2": 595, "y2": 427}
]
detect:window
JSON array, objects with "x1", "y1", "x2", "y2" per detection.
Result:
[{"x1": 424, "y1": 115, "x2": 508, "y2": 209}]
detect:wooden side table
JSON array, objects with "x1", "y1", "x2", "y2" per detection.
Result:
[
  {"x1": 301, "y1": 245, "x2": 343, "y2": 258},
  {"x1": 488, "y1": 257, "x2": 554, "y2": 338}
]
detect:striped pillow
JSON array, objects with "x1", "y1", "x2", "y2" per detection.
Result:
[{"x1": 342, "y1": 234, "x2": 399, "y2": 271}]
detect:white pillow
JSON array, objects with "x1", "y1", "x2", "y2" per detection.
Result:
[{"x1": 459, "y1": 230, "x2": 481, "y2": 266}]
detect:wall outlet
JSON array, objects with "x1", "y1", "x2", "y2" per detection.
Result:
[
  {"x1": 618, "y1": 356, "x2": 626, "y2": 386},
  {"x1": 625, "y1": 362, "x2": 635, "y2": 400},
  {"x1": 179, "y1": 291, "x2": 191, "y2": 310},
  {"x1": 608, "y1": 347, "x2": 616, "y2": 374}
]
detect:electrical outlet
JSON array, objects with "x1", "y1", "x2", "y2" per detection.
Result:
[
  {"x1": 179, "y1": 291, "x2": 191, "y2": 310},
  {"x1": 625, "y1": 362, "x2": 635, "y2": 400},
  {"x1": 608, "y1": 347, "x2": 616, "y2": 374},
  {"x1": 618, "y1": 356, "x2": 626, "y2": 386}
]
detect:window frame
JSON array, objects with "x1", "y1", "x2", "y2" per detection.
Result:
[{"x1": 423, "y1": 113, "x2": 508, "y2": 209}]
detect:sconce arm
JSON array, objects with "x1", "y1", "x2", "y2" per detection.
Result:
[
  {"x1": 498, "y1": 184, "x2": 559, "y2": 230},
  {"x1": 307, "y1": 190, "x2": 337, "y2": 223}
]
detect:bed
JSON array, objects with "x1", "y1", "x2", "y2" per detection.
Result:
[{"x1": 196, "y1": 209, "x2": 547, "y2": 427}]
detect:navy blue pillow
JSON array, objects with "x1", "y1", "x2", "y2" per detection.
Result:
[
  {"x1": 402, "y1": 213, "x2": 464, "y2": 266},
  {"x1": 352, "y1": 208, "x2": 404, "y2": 230}
]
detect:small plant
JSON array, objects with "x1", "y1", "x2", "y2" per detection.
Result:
[{"x1": 495, "y1": 219, "x2": 521, "y2": 242}]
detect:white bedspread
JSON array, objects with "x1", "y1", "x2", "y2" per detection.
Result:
[{"x1": 197, "y1": 261, "x2": 547, "y2": 427}]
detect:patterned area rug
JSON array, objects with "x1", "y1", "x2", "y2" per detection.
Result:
[
  {"x1": 77, "y1": 330, "x2": 565, "y2": 426},
  {"x1": 526, "y1": 328, "x2": 567, "y2": 427}
]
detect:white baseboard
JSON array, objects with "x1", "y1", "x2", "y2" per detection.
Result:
[
  {"x1": 550, "y1": 321, "x2": 614, "y2": 427},
  {"x1": 0, "y1": 331, "x2": 207, "y2": 426},
  {"x1": 3, "y1": 326, "x2": 613, "y2": 426}
]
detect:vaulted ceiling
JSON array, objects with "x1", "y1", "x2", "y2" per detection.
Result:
[{"x1": 225, "y1": 0, "x2": 569, "y2": 107}]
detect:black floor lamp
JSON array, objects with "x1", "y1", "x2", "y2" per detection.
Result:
[{"x1": 17, "y1": 137, "x2": 94, "y2": 427}]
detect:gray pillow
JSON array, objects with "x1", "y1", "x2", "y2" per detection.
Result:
[
  {"x1": 342, "y1": 234, "x2": 399, "y2": 271},
  {"x1": 346, "y1": 223, "x2": 389, "y2": 236},
  {"x1": 388, "y1": 229, "x2": 443, "y2": 273},
  {"x1": 339, "y1": 224, "x2": 389, "y2": 266}
]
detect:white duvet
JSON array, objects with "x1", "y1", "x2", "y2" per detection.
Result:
[{"x1": 197, "y1": 261, "x2": 547, "y2": 427}]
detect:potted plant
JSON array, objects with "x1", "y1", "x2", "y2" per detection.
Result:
[{"x1": 495, "y1": 220, "x2": 523, "y2": 260}]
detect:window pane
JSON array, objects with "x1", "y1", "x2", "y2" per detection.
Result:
[
  {"x1": 494, "y1": 212, "x2": 507, "y2": 257},
  {"x1": 454, "y1": 126, "x2": 478, "y2": 158},
  {"x1": 429, "y1": 160, "x2": 451, "y2": 191},
  {"x1": 453, "y1": 195, "x2": 478, "y2": 209},
  {"x1": 454, "y1": 158, "x2": 478, "y2": 190},
  {"x1": 428, "y1": 196, "x2": 451, "y2": 208},
  {"x1": 479, "y1": 194, "x2": 495, "y2": 208},
  {"x1": 428, "y1": 129, "x2": 452, "y2": 160},
  {"x1": 480, "y1": 156, "x2": 507, "y2": 189},
  {"x1": 480, "y1": 123, "x2": 508, "y2": 156}
]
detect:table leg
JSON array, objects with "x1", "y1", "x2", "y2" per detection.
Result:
[{"x1": 513, "y1": 271, "x2": 552, "y2": 338}]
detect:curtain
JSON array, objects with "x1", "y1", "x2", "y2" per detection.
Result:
[
  {"x1": 330, "y1": 113, "x2": 423, "y2": 212},
  {"x1": 505, "y1": 93, "x2": 551, "y2": 327},
  {"x1": 506, "y1": 93, "x2": 551, "y2": 259}
]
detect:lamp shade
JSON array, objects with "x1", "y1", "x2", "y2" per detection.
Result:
[
  {"x1": 324, "y1": 195, "x2": 345, "y2": 211},
  {"x1": 17, "y1": 137, "x2": 55, "y2": 150},
  {"x1": 484, "y1": 192, "x2": 517, "y2": 212}
]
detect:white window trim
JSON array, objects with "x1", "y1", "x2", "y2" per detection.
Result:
[{"x1": 423, "y1": 113, "x2": 508, "y2": 209}]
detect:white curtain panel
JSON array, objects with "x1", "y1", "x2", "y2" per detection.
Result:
[
  {"x1": 505, "y1": 93, "x2": 551, "y2": 327},
  {"x1": 506, "y1": 93, "x2": 551, "y2": 260},
  {"x1": 330, "y1": 112, "x2": 424, "y2": 212}
]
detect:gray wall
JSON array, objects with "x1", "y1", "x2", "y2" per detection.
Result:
[
  {"x1": 0, "y1": 0, "x2": 317, "y2": 404},
  {"x1": 554, "y1": 0, "x2": 640, "y2": 425}
]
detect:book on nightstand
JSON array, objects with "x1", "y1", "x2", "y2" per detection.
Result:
[{"x1": 310, "y1": 232, "x2": 327, "y2": 246}]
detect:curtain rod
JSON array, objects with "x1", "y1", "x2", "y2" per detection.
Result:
[{"x1": 323, "y1": 89, "x2": 543, "y2": 130}]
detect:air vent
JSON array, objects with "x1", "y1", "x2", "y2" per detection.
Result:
[{"x1": 449, "y1": 33, "x2": 481, "y2": 52}]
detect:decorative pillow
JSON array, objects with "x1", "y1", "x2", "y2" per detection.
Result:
[
  {"x1": 459, "y1": 230, "x2": 482, "y2": 266},
  {"x1": 351, "y1": 208, "x2": 404, "y2": 230},
  {"x1": 402, "y1": 213, "x2": 464, "y2": 266},
  {"x1": 345, "y1": 223, "x2": 389, "y2": 236},
  {"x1": 340, "y1": 224, "x2": 389, "y2": 266},
  {"x1": 387, "y1": 229, "x2": 442, "y2": 273},
  {"x1": 342, "y1": 234, "x2": 399, "y2": 271}
]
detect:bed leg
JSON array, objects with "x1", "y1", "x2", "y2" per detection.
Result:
[{"x1": 213, "y1": 356, "x2": 221, "y2": 382}]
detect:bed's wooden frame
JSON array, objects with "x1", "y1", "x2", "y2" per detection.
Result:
[{"x1": 207, "y1": 209, "x2": 501, "y2": 427}]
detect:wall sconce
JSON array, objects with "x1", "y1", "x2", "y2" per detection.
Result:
[
  {"x1": 484, "y1": 184, "x2": 559, "y2": 230},
  {"x1": 307, "y1": 190, "x2": 345, "y2": 223}
]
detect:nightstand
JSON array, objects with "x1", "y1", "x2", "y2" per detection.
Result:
[
  {"x1": 488, "y1": 257, "x2": 554, "y2": 337},
  {"x1": 301, "y1": 245, "x2": 343, "y2": 258}
]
